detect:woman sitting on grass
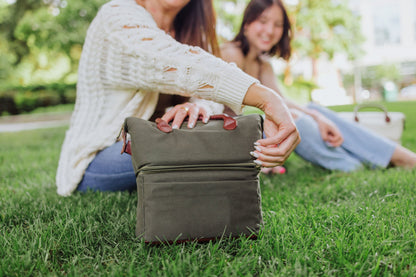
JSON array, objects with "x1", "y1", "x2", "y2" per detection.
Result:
[
  {"x1": 55, "y1": 0, "x2": 300, "y2": 196},
  {"x1": 221, "y1": 0, "x2": 416, "y2": 173}
]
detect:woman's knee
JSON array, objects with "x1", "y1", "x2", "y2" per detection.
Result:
[
  {"x1": 77, "y1": 170, "x2": 136, "y2": 192},
  {"x1": 87, "y1": 142, "x2": 133, "y2": 174},
  {"x1": 77, "y1": 142, "x2": 136, "y2": 192},
  {"x1": 295, "y1": 114, "x2": 363, "y2": 171}
]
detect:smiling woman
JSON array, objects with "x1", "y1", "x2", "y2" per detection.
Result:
[
  {"x1": 221, "y1": 0, "x2": 291, "y2": 81},
  {"x1": 221, "y1": 0, "x2": 416, "y2": 174},
  {"x1": 242, "y1": 4, "x2": 284, "y2": 54}
]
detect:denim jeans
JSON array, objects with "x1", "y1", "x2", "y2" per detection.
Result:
[
  {"x1": 294, "y1": 103, "x2": 397, "y2": 171},
  {"x1": 77, "y1": 141, "x2": 136, "y2": 192}
]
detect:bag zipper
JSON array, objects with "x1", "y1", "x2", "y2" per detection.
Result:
[{"x1": 138, "y1": 163, "x2": 258, "y2": 175}]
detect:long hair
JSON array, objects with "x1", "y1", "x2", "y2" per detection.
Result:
[
  {"x1": 233, "y1": 0, "x2": 292, "y2": 60},
  {"x1": 174, "y1": 0, "x2": 220, "y2": 56}
]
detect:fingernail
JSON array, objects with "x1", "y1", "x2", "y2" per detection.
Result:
[
  {"x1": 254, "y1": 160, "x2": 262, "y2": 166},
  {"x1": 188, "y1": 123, "x2": 194, "y2": 128},
  {"x1": 255, "y1": 146, "x2": 262, "y2": 152},
  {"x1": 172, "y1": 125, "x2": 178, "y2": 129},
  {"x1": 250, "y1": 151, "x2": 259, "y2": 158},
  {"x1": 254, "y1": 142, "x2": 260, "y2": 146},
  {"x1": 203, "y1": 118, "x2": 208, "y2": 123}
]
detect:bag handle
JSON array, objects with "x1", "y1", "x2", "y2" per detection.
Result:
[
  {"x1": 155, "y1": 113, "x2": 237, "y2": 133},
  {"x1": 353, "y1": 103, "x2": 391, "y2": 123},
  {"x1": 120, "y1": 114, "x2": 237, "y2": 155}
]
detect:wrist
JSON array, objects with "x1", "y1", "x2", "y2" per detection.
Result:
[{"x1": 243, "y1": 84, "x2": 280, "y2": 111}]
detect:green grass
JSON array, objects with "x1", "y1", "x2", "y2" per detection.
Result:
[{"x1": 1, "y1": 101, "x2": 416, "y2": 276}]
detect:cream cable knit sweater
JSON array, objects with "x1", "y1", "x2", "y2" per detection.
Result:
[{"x1": 56, "y1": 0, "x2": 259, "y2": 196}]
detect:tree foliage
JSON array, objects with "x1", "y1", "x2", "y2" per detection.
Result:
[
  {"x1": 214, "y1": 0, "x2": 248, "y2": 42},
  {"x1": 0, "y1": 0, "x2": 107, "y2": 85},
  {"x1": 1, "y1": 0, "x2": 363, "y2": 87},
  {"x1": 290, "y1": 0, "x2": 364, "y2": 60}
]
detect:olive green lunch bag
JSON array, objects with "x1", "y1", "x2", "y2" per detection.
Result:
[{"x1": 121, "y1": 114, "x2": 263, "y2": 243}]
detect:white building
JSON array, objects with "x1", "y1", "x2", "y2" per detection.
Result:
[
  {"x1": 351, "y1": 0, "x2": 416, "y2": 69},
  {"x1": 286, "y1": 0, "x2": 416, "y2": 104},
  {"x1": 348, "y1": 0, "x2": 416, "y2": 102}
]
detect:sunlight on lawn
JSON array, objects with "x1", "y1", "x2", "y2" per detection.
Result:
[{"x1": 1, "y1": 101, "x2": 416, "y2": 276}]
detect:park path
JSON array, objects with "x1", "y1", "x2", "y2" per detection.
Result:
[{"x1": 0, "y1": 112, "x2": 72, "y2": 133}]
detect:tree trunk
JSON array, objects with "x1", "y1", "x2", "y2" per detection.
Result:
[{"x1": 283, "y1": 64, "x2": 293, "y2": 86}]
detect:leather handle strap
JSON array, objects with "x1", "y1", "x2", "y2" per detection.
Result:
[
  {"x1": 156, "y1": 113, "x2": 237, "y2": 133},
  {"x1": 156, "y1": 118, "x2": 173, "y2": 133},
  {"x1": 209, "y1": 114, "x2": 238, "y2": 130},
  {"x1": 120, "y1": 126, "x2": 132, "y2": 155},
  {"x1": 120, "y1": 114, "x2": 238, "y2": 155},
  {"x1": 353, "y1": 103, "x2": 391, "y2": 123}
]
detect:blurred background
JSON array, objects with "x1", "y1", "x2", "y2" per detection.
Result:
[{"x1": 1, "y1": 0, "x2": 416, "y2": 116}]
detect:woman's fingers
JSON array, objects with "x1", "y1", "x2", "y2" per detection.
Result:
[
  {"x1": 200, "y1": 108, "x2": 209, "y2": 124},
  {"x1": 252, "y1": 117, "x2": 300, "y2": 167},
  {"x1": 316, "y1": 115, "x2": 344, "y2": 147},
  {"x1": 326, "y1": 133, "x2": 343, "y2": 147},
  {"x1": 186, "y1": 105, "x2": 200, "y2": 128},
  {"x1": 161, "y1": 107, "x2": 178, "y2": 123},
  {"x1": 252, "y1": 133, "x2": 300, "y2": 166},
  {"x1": 161, "y1": 103, "x2": 208, "y2": 129},
  {"x1": 256, "y1": 118, "x2": 298, "y2": 147},
  {"x1": 171, "y1": 107, "x2": 188, "y2": 129}
]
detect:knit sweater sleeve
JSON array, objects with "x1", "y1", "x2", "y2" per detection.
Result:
[{"x1": 95, "y1": 1, "x2": 258, "y2": 114}]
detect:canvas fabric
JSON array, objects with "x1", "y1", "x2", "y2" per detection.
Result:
[{"x1": 124, "y1": 114, "x2": 264, "y2": 243}]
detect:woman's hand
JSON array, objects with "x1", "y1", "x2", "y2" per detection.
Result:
[
  {"x1": 310, "y1": 110, "x2": 344, "y2": 147},
  {"x1": 161, "y1": 102, "x2": 209, "y2": 129},
  {"x1": 255, "y1": 103, "x2": 301, "y2": 167},
  {"x1": 244, "y1": 84, "x2": 300, "y2": 167}
]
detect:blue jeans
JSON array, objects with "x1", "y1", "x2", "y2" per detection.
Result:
[
  {"x1": 77, "y1": 141, "x2": 136, "y2": 192},
  {"x1": 294, "y1": 103, "x2": 397, "y2": 171}
]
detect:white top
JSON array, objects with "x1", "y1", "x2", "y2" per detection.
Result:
[{"x1": 56, "y1": 0, "x2": 259, "y2": 196}]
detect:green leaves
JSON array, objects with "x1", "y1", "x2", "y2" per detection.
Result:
[
  {"x1": 1, "y1": 0, "x2": 107, "y2": 85},
  {"x1": 291, "y1": 0, "x2": 364, "y2": 61},
  {"x1": 2, "y1": 0, "x2": 365, "y2": 87}
]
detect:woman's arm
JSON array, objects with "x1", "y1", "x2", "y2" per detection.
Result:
[
  {"x1": 97, "y1": 3, "x2": 256, "y2": 115},
  {"x1": 243, "y1": 83, "x2": 300, "y2": 167}
]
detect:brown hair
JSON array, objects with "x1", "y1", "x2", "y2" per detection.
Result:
[
  {"x1": 174, "y1": 0, "x2": 220, "y2": 56},
  {"x1": 233, "y1": 0, "x2": 292, "y2": 60}
]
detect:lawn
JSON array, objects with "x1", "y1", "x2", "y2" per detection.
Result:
[{"x1": 1, "y1": 101, "x2": 416, "y2": 276}]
